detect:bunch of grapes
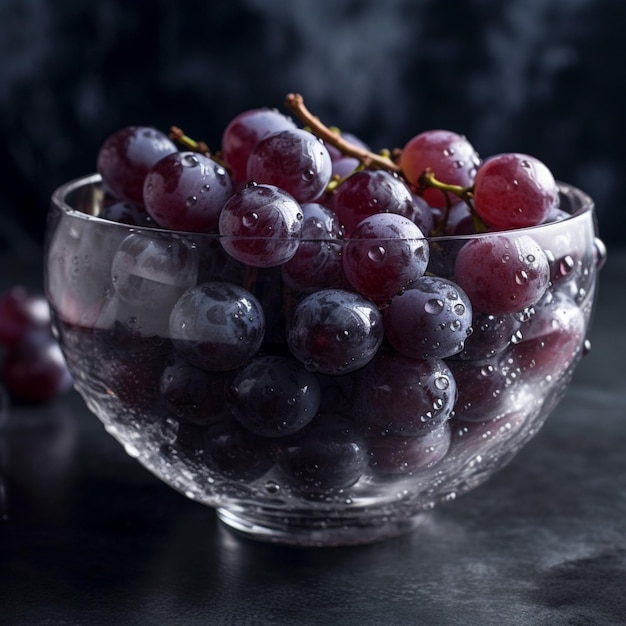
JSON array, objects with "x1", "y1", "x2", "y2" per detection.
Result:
[
  {"x1": 0, "y1": 287, "x2": 73, "y2": 409},
  {"x1": 48, "y1": 92, "x2": 599, "y2": 497}
]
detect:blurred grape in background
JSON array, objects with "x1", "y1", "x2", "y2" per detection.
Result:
[{"x1": 0, "y1": 0, "x2": 623, "y2": 255}]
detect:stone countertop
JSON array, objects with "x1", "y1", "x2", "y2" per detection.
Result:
[{"x1": 1, "y1": 250, "x2": 625, "y2": 626}]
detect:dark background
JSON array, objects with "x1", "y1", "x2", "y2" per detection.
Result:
[{"x1": 0, "y1": 0, "x2": 623, "y2": 257}]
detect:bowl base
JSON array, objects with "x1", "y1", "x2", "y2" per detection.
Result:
[{"x1": 216, "y1": 506, "x2": 427, "y2": 547}]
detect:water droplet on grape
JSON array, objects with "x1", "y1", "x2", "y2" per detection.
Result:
[
  {"x1": 453, "y1": 303, "x2": 465, "y2": 315},
  {"x1": 443, "y1": 148, "x2": 455, "y2": 157},
  {"x1": 454, "y1": 160, "x2": 465, "y2": 169},
  {"x1": 302, "y1": 169, "x2": 315, "y2": 182},
  {"x1": 186, "y1": 195, "x2": 198, "y2": 207},
  {"x1": 335, "y1": 329, "x2": 350, "y2": 342},
  {"x1": 367, "y1": 245, "x2": 386, "y2": 263},
  {"x1": 434, "y1": 375, "x2": 449, "y2": 390},
  {"x1": 502, "y1": 254, "x2": 510, "y2": 263},
  {"x1": 242, "y1": 212, "x2": 259, "y2": 228},
  {"x1": 183, "y1": 154, "x2": 200, "y2": 167},
  {"x1": 201, "y1": 184, "x2": 211, "y2": 193},
  {"x1": 515, "y1": 270, "x2": 529, "y2": 285},
  {"x1": 526, "y1": 254, "x2": 536, "y2": 263},
  {"x1": 425, "y1": 298, "x2": 444, "y2": 315}
]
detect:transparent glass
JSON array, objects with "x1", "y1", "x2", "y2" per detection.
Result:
[{"x1": 45, "y1": 174, "x2": 604, "y2": 546}]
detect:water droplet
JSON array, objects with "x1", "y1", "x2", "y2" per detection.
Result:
[
  {"x1": 201, "y1": 184, "x2": 211, "y2": 193},
  {"x1": 368, "y1": 245, "x2": 386, "y2": 262},
  {"x1": 526, "y1": 254, "x2": 536, "y2": 263},
  {"x1": 454, "y1": 303, "x2": 465, "y2": 316},
  {"x1": 243, "y1": 212, "x2": 259, "y2": 228},
  {"x1": 559, "y1": 255, "x2": 575, "y2": 277},
  {"x1": 335, "y1": 329, "x2": 350, "y2": 342},
  {"x1": 425, "y1": 298, "x2": 444, "y2": 315},
  {"x1": 502, "y1": 254, "x2": 510, "y2": 263},
  {"x1": 302, "y1": 169, "x2": 315, "y2": 182},
  {"x1": 183, "y1": 154, "x2": 200, "y2": 167},
  {"x1": 593, "y1": 237, "x2": 607, "y2": 270},
  {"x1": 454, "y1": 160, "x2": 465, "y2": 169},
  {"x1": 265, "y1": 481, "x2": 281, "y2": 494},
  {"x1": 515, "y1": 270, "x2": 529, "y2": 285},
  {"x1": 433, "y1": 398, "x2": 444, "y2": 410},
  {"x1": 443, "y1": 147, "x2": 455, "y2": 157},
  {"x1": 186, "y1": 195, "x2": 198, "y2": 207},
  {"x1": 480, "y1": 364, "x2": 495, "y2": 377},
  {"x1": 434, "y1": 375, "x2": 449, "y2": 390},
  {"x1": 127, "y1": 316, "x2": 137, "y2": 327},
  {"x1": 583, "y1": 339, "x2": 591, "y2": 356}
]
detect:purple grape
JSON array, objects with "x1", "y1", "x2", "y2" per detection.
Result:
[
  {"x1": 0, "y1": 287, "x2": 51, "y2": 348},
  {"x1": 221, "y1": 108, "x2": 298, "y2": 183},
  {"x1": 277, "y1": 413, "x2": 367, "y2": 492},
  {"x1": 342, "y1": 212, "x2": 429, "y2": 304},
  {"x1": 287, "y1": 288, "x2": 383, "y2": 375},
  {"x1": 357, "y1": 350, "x2": 457, "y2": 436},
  {"x1": 98, "y1": 200, "x2": 154, "y2": 226},
  {"x1": 383, "y1": 276, "x2": 473, "y2": 359},
  {"x1": 246, "y1": 128, "x2": 332, "y2": 203},
  {"x1": 169, "y1": 281, "x2": 265, "y2": 372},
  {"x1": 453, "y1": 311, "x2": 521, "y2": 363},
  {"x1": 143, "y1": 151, "x2": 233, "y2": 233},
  {"x1": 367, "y1": 421, "x2": 452, "y2": 475},
  {"x1": 219, "y1": 183, "x2": 303, "y2": 267},
  {"x1": 281, "y1": 203, "x2": 347, "y2": 292},
  {"x1": 331, "y1": 169, "x2": 430, "y2": 234},
  {"x1": 227, "y1": 356, "x2": 321, "y2": 438},
  {"x1": 454, "y1": 234, "x2": 550, "y2": 315},
  {"x1": 96, "y1": 126, "x2": 178, "y2": 205},
  {"x1": 160, "y1": 355, "x2": 230, "y2": 425}
]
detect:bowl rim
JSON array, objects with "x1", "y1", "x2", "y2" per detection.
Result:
[{"x1": 50, "y1": 173, "x2": 596, "y2": 243}]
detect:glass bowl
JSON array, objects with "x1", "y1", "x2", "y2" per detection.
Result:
[{"x1": 45, "y1": 174, "x2": 604, "y2": 546}]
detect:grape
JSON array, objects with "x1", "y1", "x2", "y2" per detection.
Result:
[
  {"x1": 160, "y1": 355, "x2": 230, "y2": 426},
  {"x1": 357, "y1": 350, "x2": 457, "y2": 436},
  {"x1": 287, "y1": 289, "x2": 383, "y2": 375},
  {"x1": 200, "y1": 419, "x2": 276, "y2": 482},
  {"x1": 277, "y1": 413, "x2": 367, "y2": 493},
  {"x1": 227, "y1": 355, "x2": 321, "y2": 438},
  {"x1": 219, "y1": 183, "x2": 303, "y2": 267},
  {"x1": 473, "y1": 153, "x2": 558, "y2": 229},
  {"x1": 453, "y1": 311, "x2": 521, "y2": 363},
  {"x1": 169, "y1": 281, "x2": 265, "y2": 372},
  {"x1": 246, "y1": 128, "x2": 332, "y2": 203},
  {"x1": 111, "y1": 233, "x2": 199, "y2": 309},
  {"x1": 331, "y1": 169, "x2": 429, "y2": 234},
  {"x1": 454, "y1": 234, "x2": 550, "y2": 315},
  {"x1": 96, "y1": 126, "x2": 178, "y2": 205},
  {"x1": 281, "y1": 203, "x2": 348, "y2": 292},
  {"x1": 0, "y1": 287, "x2": 51, "y2": 348},
  {"x1": 509, "y1": 291, "x2": 586, "y2": 382},
  {"x1": 447, "y1": 358, "x2": 520, "y2": 423},
  {"x1": 143, "y1": 151, "x2": 233, "y2": 233},
  {"x1": 342, "y1": 212, "x2": 428, "y2": 304},
  {"x1": 383, "y1": 276, "x2": 473, "y2": 359},
  {"x1": 366, "y1": 421, "x2": 451, "y2": 475},
  {"x1": 2, "y1": 333, "x2": 73, "y2": 403},
  {"x1": 399, "y1": 129, "x2": 480, "y2": 209},
  {"x1": 221, "y1": 108, "x2": 298, "y2": 183}
]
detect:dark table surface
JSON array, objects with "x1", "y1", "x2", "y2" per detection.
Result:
[{"x1": 1, "y1": 248, "x2": 625, "y2": 626}]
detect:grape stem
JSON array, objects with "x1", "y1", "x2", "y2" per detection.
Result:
[
  {"x1": 169, "y1": 126, "x2": 211, "y2": 155},
  {"x1": 284, "y1": 93, "x2": 401, "y2": 173}
]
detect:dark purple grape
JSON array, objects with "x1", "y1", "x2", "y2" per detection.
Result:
[
  {"x1": 96, "y1": 126, "x2": 178, "y2": 205},
  {"x1": 277, "y1": 414, "x2": 367, "y2": 492},
  {"x1": 384, "y1": 276, "x2": 473, "y2": 359},
  {"x1": 160, "y1": 355, "x2": 230, "y2": 425},
  {"x1": 281, "y1": 203, "x2": 347, "y2": 292},
  {"x1": 143, "y1": 151, "x2": 233, "y2": 233},
  {"x1": 357, "y1": 350, "x2": 457, "y2": 436},
  {"x1": 221, "y1": 108, "x2": 298, "y2": 183},
  {"x1": 367, "y1": 421, "x2": 452, "y2": 475},
  {"x1": 0, "y1": 287, "x2": 51, "y2": 348},
  {"x1": 2, "y1": 334, "x2": 73, "y2": 403},
  {"x1": 453, "y1": 311, "x2": 521, "y2": 363},
  {"x1": 227, "y1": 356, "x2": 320, "y2": 438},
  {"x1": 331, "y1": 169, "x2": 429, "y2": 234},
  {"x1": 342, "y1": 212, "x2": 429, "y2": 304},
  {"x1": 286, "y1": 288, "x2": 383, "y2": 375},
  {"x1": 200, "y1": 419, "x2": 276, "y2": 482},
  {"x1": 447, "y1": 359, "x2": 520, "y2": 423},
  {"x1": 169, "y1": 282, "x2": 265, "y2": 372},
  {"x1": 246, "y1": 128, "x2": 332, "y2": 203},
  {"x1": 219, "y1": 183, "x2": 303, "y2": 267}
]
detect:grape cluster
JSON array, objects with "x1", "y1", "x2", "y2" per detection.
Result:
[
  {"x1": 0, "y1": 287, "x2": 73, "y2": 406},
  {"x1": 47, "y1": 93, "x2": 600, "y2": 502}
]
